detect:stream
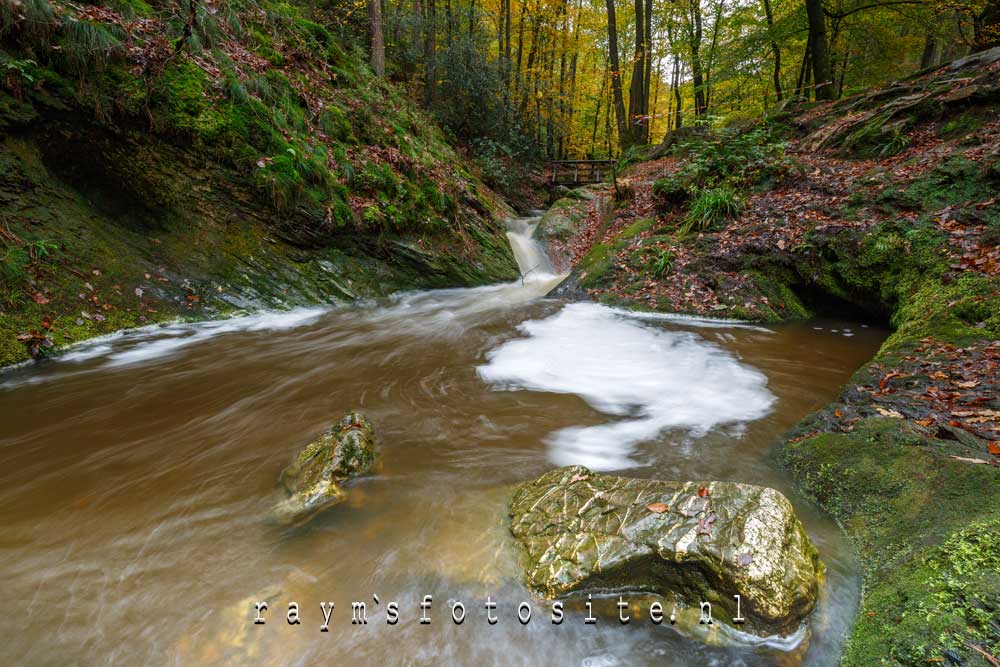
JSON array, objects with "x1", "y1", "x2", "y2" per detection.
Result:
[{"x1": 0, "y1": 214, "x2": 887, "y2": 666}]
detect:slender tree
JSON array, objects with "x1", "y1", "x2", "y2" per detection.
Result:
[
  {"x1": 369, "y1": 0, "x2": 386, "y2": 77},
  {"x1": 606, "y1": 0, "x2": 629, "y2": 150},
  {"x1": 761, "y1": 0, "x2": 782, "y2": 101},
  {"x1": 627, "y1": 0, "x2": 647, "y2": 145}
]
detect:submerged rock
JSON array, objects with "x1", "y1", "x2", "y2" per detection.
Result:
[
  {"x1": 509, "y1": 465, "x2": 821, "y2": 636},
  {"x1": 271, "y1": 412, "x2": 377, "y2": 526}
]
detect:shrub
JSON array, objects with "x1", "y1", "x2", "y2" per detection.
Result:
[
  {"x1": 674, "y1": 125, "x2": 796, "y2": 190},
  {"x1": 682, "y1": 187, "x2": 739, "y2": 234}
]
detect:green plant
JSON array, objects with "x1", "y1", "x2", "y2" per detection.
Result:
[
  {"x1": 682, "y1": 187, "x2": 739, "y2": 234},
  {"x1": 672, "y1": 125, "x2": 796, "y2": 191},
  {"x1": 879, "y1": 128, "x2": 910, "y2": 158},
  {"x1": 651, "y1": 178, "x2": 690, "y2": 210},
  {"x1": 652, "y1": 249, "x2": 674, "y2": 277},
  {"x1": 57, "y1": 19, "x2": 124, "y2": 71}
]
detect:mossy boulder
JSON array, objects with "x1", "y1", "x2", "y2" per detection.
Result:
[
  {"x1": 271, "y1": 412, "x2": 377, "y2": 526},
  {"x1": 509, "y1": 465, "x2": 822, "y2": 637}
]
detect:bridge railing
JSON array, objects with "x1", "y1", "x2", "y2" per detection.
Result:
[{"x1": 548, "y1": 160, "x2": 614, "y2": 185}]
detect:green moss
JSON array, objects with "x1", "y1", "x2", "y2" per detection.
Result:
[
  {"x1": 618, "y1": 218, "x2": 654, "y2": 242},
  {"x1": 886, "y1": 274, "x2": 1000, "y2": 351},
  {"x1": 578, "y1": 243, "x2": 614, "y2": 289},
  {"x1": 152, "y1": 58, "x2": 227, "y2": 140},
  {"x1": 884, "y1": 155, "x2": 994, "y2": 212},
  {"x1": 781, "y1": 418, "x2": 1000, "y2": 667},
  {"x1": 319, "y1": 105, "x2": 355, "y2": 143},
  {"x1": 939, "y1": 111, "x2": 986, "y2": 139}
]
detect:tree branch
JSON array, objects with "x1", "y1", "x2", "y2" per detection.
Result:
[{"x1": 824, "y1": 0, "x2": 922, "y2": 20}]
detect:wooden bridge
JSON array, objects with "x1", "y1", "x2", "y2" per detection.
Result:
[{"x1": 548, "y1": 160, "x2": 614, "y2": 186}]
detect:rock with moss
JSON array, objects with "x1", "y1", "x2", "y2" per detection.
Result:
[
  {"x1": 509, "y1": 465, "x2": 822, "y2": 637},
  {"x1": 271, "y1": 412, "x2": 377, "y2": 526}
]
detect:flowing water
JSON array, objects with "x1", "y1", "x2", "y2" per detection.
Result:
[{"x1": 0, "y1": 215, "x2": 886, "y2": 666}]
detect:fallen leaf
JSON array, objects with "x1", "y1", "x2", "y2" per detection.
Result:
[
  {"x1": 30, "y1": 292, "x2": 49, "y2": 304},
  {"x1": 697, "y1": 485, "x2": 710, "y2": 498},
  {"x1": 834, "y1": 409, "x2": 844, "y2": 418},
  {"x1": 875, "y1": 406, "x2": 903, "y2": 418},
  {"x1": 915, "y1": 418, "x2": 934, "y2": 427},
  {"x1": 879, "y1": 371, "x2": 903, "y2": 390},
  {"x1": 646, "y1": 502, "x2": 669, "y2": 514},
  {"x1": 988, "y1": 442, "x2": 1000, "y2": 457},
  {"x1": 953, "y1": 380, "x2": 979, "y2": 389}
]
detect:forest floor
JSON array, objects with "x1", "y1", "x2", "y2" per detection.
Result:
[{"x1": 543, "y1": 49, "x2": 1000, "y2": 667}]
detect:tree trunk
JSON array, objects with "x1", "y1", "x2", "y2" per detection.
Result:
[
  {"x1": 688, "y1": 0, "x2": 707, "y2": 116},
  {"x1": 761, "y1": 0, "x2": 782, "y2": 101},
  {"x1": 673, "y1": 56, "x2": 682, "y2": 129},
  {"x1": 368, "y1": 0, "x2": 385, "y2": 77},
  {"x1": 643, "y1": 0, "x2": 653, "y2": 131},
  {"x1": 650, "y1": 57, "x2": 661, "y2": 139},
  {"x1": 519, "y1": 14, "x2": 542, "y2": 116},
  {"x1": 626, "y1": 0, "x2": 646, "y2": 146},
  {"x1": 514, "y1": 2, "x2": 526, "y2": 98},
  {"x1": 804, "y1": 0, "x2": 832, "y2": 100},
  {"x1": 606, "y1": 0, "x2": 629, "y2": 150},
  {"x1": 705, "y1": 0, "x2": 724, "y2": 112},
  {"x1": 424, "y1": 0, "x2": 437, "y2": 104},
  {"x1": 591, "y1": 59, "x2": 606, "y2": 157},
  {"x1": 565, "y1": 1, "x2": 581, "y2": 157}
]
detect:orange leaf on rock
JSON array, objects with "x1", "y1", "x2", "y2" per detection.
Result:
[
  {"x1": 915, "y1": 418, "x2": 934, "y2": 427},
  {"x1": 697, "y1": 485, "x2": 710, "y2": 498},
  {"x1": 879, "y1": 371, "x2": 903, "y2": 390},
  {"x1": 646, "y1": 502, "x2": 669, "y2": 514},
  {"x1": 988, "y1": 442, "x2": 1000, "y2": 457}
]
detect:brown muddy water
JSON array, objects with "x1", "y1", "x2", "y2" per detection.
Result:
[{"x1": 0, "y1": 218, "x2": 886, "y2": 666}]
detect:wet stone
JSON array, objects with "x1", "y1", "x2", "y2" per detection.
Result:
[
  {"x1": 271, "y1": 412, "x2": 377, "y2": 527},
  {"x1": 509, "y1": 465, "x2": 822, "y2": 637}
]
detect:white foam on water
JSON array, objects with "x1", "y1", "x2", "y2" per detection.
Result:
[
  {"x1": 102, "y1": 307, "x2": 328, "y2": 366},
  {"x1": 477, "y1": 302, "x2": 776, "y2": 470}
]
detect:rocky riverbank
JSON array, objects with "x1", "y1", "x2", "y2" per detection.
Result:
[
  {"x1": 0, "y1": 2, "x2": 519, "y2": 369},
  {"x1": 539, "y1": 53, "x2": 1000, "y2": 666}
]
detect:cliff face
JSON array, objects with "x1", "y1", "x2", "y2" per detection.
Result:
[{"x1": 0, "y1": 1, "x2": 518, "y2": 366}]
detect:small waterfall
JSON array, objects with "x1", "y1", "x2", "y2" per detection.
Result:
[{"x1": 505, "y1": 216, "x2": 561, "y2": 288}]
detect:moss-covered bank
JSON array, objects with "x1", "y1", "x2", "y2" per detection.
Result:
[
  {"x1": 0, "y1": 1, "x2": 518, "y2": 368},
  {"x1": 549, "y1": 56, "x2": 1000, "y2": 665}
]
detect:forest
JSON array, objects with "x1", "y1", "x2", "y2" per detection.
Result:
[
  {"x1": 1, "y1": 1, "x2": 999, "y2": 666},
  {"x1": 342, "y1": 0, "x2": 999, "y2": 167}
]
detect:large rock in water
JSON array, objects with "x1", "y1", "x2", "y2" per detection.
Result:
[
  {"x1": 271, "y1": 412, "x2": 377, "y2": 526},
  {"x1": 509, "y1": 466, "x2": 822, "y2": 636}
]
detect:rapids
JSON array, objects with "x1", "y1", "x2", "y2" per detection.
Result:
[{"x1": 0, "y1": 214, "x2": 886, "y2": 665}]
